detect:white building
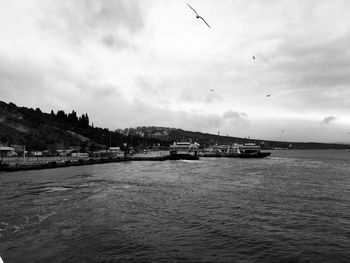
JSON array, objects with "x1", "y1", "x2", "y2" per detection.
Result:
[{"x1": 71, "y1": 152, "x2": 89, "y2": 158}]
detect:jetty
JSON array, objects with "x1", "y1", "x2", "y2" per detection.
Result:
[{"x1": 0, "y1": 153, "x2": 170, "y2": 172}]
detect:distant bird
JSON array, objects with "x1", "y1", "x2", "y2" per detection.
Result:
[
  {"x1": 281, "y1": 130, "x2": 285, "y2": 133},
  {"x1": 209, "y1": 89, "x2": 215, "y2": 92},
  {"x1": 253, "y1": 56, "x2": 255, "y2": 60},
  {"x1": 266, "y1": 93, "x2": 271, "y2": 97},
  {"x1": 187, "y1": 3, "x2": 211, "y2": 28}
]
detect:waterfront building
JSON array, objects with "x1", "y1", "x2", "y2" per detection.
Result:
[{"x1": 0, "y1": 146, "x2": 16, "y2": 157}]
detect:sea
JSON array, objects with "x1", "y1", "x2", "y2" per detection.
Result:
[{"x1": 0, "y1": 150, "x2": 349, "y2": 263}]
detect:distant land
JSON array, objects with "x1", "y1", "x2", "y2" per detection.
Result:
[{"x1": 1, "y1": 100, "x2": 350, "y2": 152}]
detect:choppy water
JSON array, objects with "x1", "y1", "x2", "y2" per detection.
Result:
[{"x1": 1, "y1": 150, "x2": 350, "y2": 263}]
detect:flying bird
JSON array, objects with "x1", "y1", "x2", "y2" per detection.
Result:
[
  {"x1": 187, "y1": 3, "x2": 211, "y2": 28},
  {"x1": 253, "y1": 56, "x2": 255, "y2": 60},
  {"x1": 266, "y1": 93, "x2": 271, "y2": 97},
  {"x1": 209, "y1": 89, "x2": 215, "y2": 92}
]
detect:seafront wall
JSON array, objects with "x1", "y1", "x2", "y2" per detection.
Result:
[{"x1": 0, "y1": 152, "x2": 170, "y2": 172}]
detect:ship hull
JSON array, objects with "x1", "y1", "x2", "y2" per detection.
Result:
[
  {"x1": 238, "y1": 152, "x2": 271, "y2": 158},
  {"x1": 169, "y1": 153, "x2": 199, "y2": 160}
]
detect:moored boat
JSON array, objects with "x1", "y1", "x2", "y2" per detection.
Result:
[
  {"x1": 236, "y1": 143, "x2": 271, "y2": 158},
  {"x1": 169, "y1": 142, "x2": 200, "y2": 160},
  {"x1": 199, "y1": 143, "x2": 271, "y2": 158}
]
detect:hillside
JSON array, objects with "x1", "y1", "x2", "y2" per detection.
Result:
[
  {"x1": 0, "y1": 101, "x2": 168, "y2": 152},
  {"x1": 1, "y1": 101, "x2": 350, "y2": 151},
  {"x1": 130, "y1": 127, "x2": 350, "y2": 150}
]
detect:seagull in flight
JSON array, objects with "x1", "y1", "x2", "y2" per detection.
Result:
[{"x1": 187, "y1": 3, "x2": 211, "y2": 28}]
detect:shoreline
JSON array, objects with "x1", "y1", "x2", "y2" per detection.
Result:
[{"x1": 0, "y1": 154, "x2": 170, "y2": 173}]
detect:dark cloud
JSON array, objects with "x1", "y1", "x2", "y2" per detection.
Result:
[
  {"x1": 320, "y1": 116, "x2": 336, "y2": 124},
  {"x1": 272, "y1": 34, "x2": 350, "y2": 88},
  {"x1": 257, "y1": 33, "x2": 350, "y2": 113}
]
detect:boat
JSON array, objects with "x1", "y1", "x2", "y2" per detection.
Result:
[
  {"x1": 235, "y1": 143, "x2": 271, "y2": 158},
  {"x1": 199, "y1": 144, "x2": 232, "y2": 157},
  {"x1": 169, "y1": 141, "x2": 200, "y2": 160},
  {"x1": 199, "y1": 143, "x2": 271, "y2": 158}
]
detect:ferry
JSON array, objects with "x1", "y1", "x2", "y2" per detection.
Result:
[
  {"x1": 169, "y1": 141, "x2": 200, "y2": 160},
  {"x1": 199, "y1": 143, "x2": 271, "y2": 158},
  {"x1": 235, "y1": 143, "x2": 271, "y2": 158},
  {"x1": 200, "y1": 144, "x2": 232, "y2": 157}
]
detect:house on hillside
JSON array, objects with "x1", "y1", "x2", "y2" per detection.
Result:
[
  {"x1": 30, "y1": 151, "x2": 43, "y2": 156},
  {"x1": 0, "y1": 146, "x2": 16, "y2": 157},
  {"x1": 71, "y1": 152, "x2": 89, "y2": 158},
  {"x1": 57, "y1": 149, "x2": 74, "y2": 157},
  {"x1": 109, "y1": 147, "x2": 124, "y2": 157}
]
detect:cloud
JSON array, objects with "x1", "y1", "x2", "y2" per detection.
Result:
[
  {"x1": 320, "y1": 116, "x2": 336, "y2": 124},
  {"x1": 179, "y1": 89, "x2": 223, "y2": 104},
  {"x1": 0, "y1": 55, "x2": 45, "y2": 93},
  {"x1": 0, "y1": 51, "x2": 121, "y2": 115},
  {"x1": 2, "y1": 0, "x2": 350, "y2": 144},
  {"x1": 222, "y1": 110, "x2": 249, "y2": 127},
  {"x1": 272, "y1": 34, "x2": 350, "y2": 88},
  {"x1": 38, "y1": 0, "x2": 145, "y2": 50},
  {"x1": 101, "y1": 34, "x2": 136, "y2": 50},
  {"x1": 223, "y1": 110, "x2": 247, "y2": 120},
  {"x1": 0, "y1": 54, "x2": 52, "y2": 111}
]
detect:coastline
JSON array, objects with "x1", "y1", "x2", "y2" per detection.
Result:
[{"x1": 0, "y1": 152, "x2": 170, "y2": 173}]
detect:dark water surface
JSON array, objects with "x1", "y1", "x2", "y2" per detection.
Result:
[{"x1": 1, "y1": 150, "x2": 350, "y2": 262}]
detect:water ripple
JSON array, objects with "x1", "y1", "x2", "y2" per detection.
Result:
[{"x1": 0, "y1": 150, "x2": 350, "y2": 262}]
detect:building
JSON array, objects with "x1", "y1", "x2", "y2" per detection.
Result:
[
  {"x1": 71, "y1": 152, "x2": 89, "y2": 158},
  {"x1": 57, "y1": 149, "x2": 74, "y2": 157},
  {"x1": 0, "y1": 146, "x2": 16, "y2": 157},
  {"x1": 109, "y1": 147, "x2": 124, "y2": 157},
  {"x1": 30, "y1": 151, "x2": 43, "y2": 156}
]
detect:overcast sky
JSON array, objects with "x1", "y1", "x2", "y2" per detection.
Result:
[{"x1": 1, "y1": 0, "x2": 350, "y2": 143}]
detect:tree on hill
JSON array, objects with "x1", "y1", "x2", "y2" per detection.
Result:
[
  {"x1": 67, "y1": 110, "x2": 78, "y2": 124},
  {"x1": 78, "y1": 113, "x2": 89, "y2": 128}
]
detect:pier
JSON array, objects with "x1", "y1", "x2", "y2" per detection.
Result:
[{"x1": 0, "y1": 152, "x2": 171, "y2": 172}]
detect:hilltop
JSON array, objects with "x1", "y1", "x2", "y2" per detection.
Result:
[
  {"x1": 0, "y1": 101, "x2": 160, "y2": 152},
  {"x1": 124, "y1": 126, "x2": 350, "y2": 150},
  {"x1": 1, "y1": 101, "x2": 350, "y2": 152}
]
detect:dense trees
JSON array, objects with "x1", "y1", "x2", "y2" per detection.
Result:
[{"x1": 52, "y1": 110, "x2": 88, "y2": 128}]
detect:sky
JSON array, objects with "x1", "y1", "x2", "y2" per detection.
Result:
[{"x1": 1, "y1": 0, "x2": 350, "y2": 143}]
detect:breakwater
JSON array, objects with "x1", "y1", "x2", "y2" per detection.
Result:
[{"x1": 0, "y1": 154, "x2": 170, "y2": 172}]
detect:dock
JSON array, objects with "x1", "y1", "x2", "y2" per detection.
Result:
[{"x1": 0, "y1": 153, "x2": 171, "y2": 172}]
